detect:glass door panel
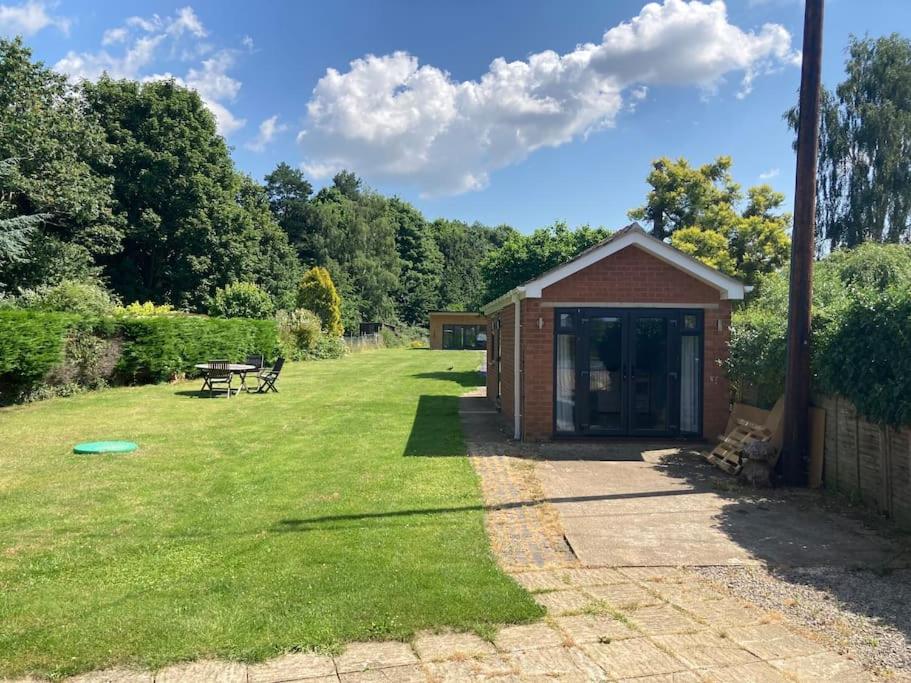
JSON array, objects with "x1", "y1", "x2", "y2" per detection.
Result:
[
  {"x1": 585, "y1": 316, "x2": 624, "y2": 432},
  {"x1": 631, "y1": 316, "x2": 669, "y2": 433},
  {"x1": 555, "y1": 334, "x2": 576, "y2": 432},
  {"x1": 680, "y1": 334, "x2": 700, "y2": 434}
]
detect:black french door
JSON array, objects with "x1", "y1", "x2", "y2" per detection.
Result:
[{"x1": 553, "y1": 308, "x2": 703, "y2": 438}]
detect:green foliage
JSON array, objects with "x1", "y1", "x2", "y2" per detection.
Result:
[
  {"x1": 433, "y1": 220, "x2": 515, "y2": 311},
  {"x1": 114, "y1": 301, "x2": 176, "y2": 316},
  {"x1": 0, "y1": 310, "x2": 72, "y2": 398},
  {"x1": 388, "y1": 197, "x2": 443, "y2": 324},
  {"x1": 297, "y1": 266, "x2": 343, "y2": 336},
  {"x1": 728, "y1": 243, "x2": 911, "y2": 424},
  {"x1": 787, "y1": 34, "x2": 911, "y2": 247},
  {"x1": 628, "y1": 157, "x2": 790, "y2": 284},
  {"x1": 116, "y1": 316, "x2": 278, "y2": 383},
  {"x1": 480, "y1": 222, "x2": 610, "y2": 303},
  {"x1": 19, "y1": 280, "x2": 119, "y2": 317},
  {"x1": 309, "y1": 333, "x2": 347, "y2": 360},
  {"x1": 276, "y1": 308, "x2": 322, "y2": 360},
  {"x1": 0, "y1": 40, "x2": 120, "y2": 293},
  {"x1": 209, "y1": 282, "x2": 274, "y2": 319}
]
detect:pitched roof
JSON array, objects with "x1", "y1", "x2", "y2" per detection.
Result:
[{"x1": 481, "y1": 222, "x2": 748, "y2": 314}]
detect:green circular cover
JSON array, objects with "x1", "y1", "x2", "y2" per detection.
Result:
[{"x1": 73, "y1": 441, "x2": 138, "y2": 455}]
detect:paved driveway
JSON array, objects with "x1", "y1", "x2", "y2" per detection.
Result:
[{"x1": 533, "y1": 443, "x2": 904, "y2": 568}]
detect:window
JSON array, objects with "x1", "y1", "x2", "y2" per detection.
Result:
[{"x1": 442, "y1": 324, "x2": 486, "y2": 350}]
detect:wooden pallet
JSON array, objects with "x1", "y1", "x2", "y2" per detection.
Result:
[{"x1": 704, "y1": 418, "x2": 773, "y2": 475}]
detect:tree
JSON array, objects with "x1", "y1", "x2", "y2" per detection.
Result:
[
  {"x1": 480, "y1": 222, "x2": 610, "y2": 303},
  {"x1": 786, "y1": 34, "x2": 911, "y2": 248},
  {"x1": 387, "y1": 197, "x2": 442, "y2": 324},
  {"x1": 298, "y1": 266, "x2": 343, "y2": 336},
  {"x1": 629, "y1": 157, "x2": 790, "y2": 284},
  {"x1": 0, "y1": 39, "x2": 120, "y2": 292},
  {"x1": 264, "y1": 162, "x2": 313, "y2": 260},
  {"x1": 432, "y1": 219, "x2": 515, "y2": 311},
  {"x1": 628, "y1": 157, "x2": 740, "y2": 240}
]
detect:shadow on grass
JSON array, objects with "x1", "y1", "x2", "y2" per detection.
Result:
[
  {"x1": 173, "y1": 390, "x2": 251, "y2": 399},
  {"x1": 411, "y1": 371, "x2": 483, "y2": 388},
  {"x1": 403, "y1": 395, "x2": 464, "y2": 456}
]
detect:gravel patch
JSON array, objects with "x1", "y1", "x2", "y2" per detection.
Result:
[{"x1": 696, "y1": 564, "x2": 911, "y2": 678}]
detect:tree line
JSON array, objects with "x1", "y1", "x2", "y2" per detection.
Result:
[{"x1": 3, "y1": 33, "x2": 909, "y2": 330}]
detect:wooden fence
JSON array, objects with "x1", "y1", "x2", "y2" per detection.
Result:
[{"x1": 819, "y1": 395, "x2": 911, "y2": 529}]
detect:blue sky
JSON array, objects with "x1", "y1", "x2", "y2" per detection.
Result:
[{"x1": 4, "y1": 0, "x2": 910, "y2": 232}]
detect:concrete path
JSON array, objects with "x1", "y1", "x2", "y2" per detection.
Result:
[{"x1": 533, "y1": 443, "x2": 904, "y2": 569}]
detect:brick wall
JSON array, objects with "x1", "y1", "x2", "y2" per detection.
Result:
[{"x1": 519, "y1": 244, "x2": 733, "y2": 441}]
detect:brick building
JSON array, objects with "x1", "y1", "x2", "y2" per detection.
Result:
[{"x1": 481, "y1": 224, "x2": 747, "y2": 442}]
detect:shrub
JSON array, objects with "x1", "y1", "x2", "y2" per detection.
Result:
[
  {"x1": 114, "y1": 301, "x2": 176, "y2": 316},
  {"x1": 276, "y1": 308, "x2": 322, "y2": 360},
  {"x1": 297, "y1": 267, "x2": 343, "y2": 336},
  {"x1": 310, "y1": 333, "x2": 347, "y2": 360},
  {"x1": 728, "y1": 242, "x2": 911, "y2": 423},
  {"x1": 0, "y1": 310, "x2": 73, "y2": 401},
  {"x1": 116, "y1": 315, "x2": 279, "y2": 383},
  {"x1": 19, "y1": 280, "x2": 119, "y2": 317},
  {"x1": 209, "y1": 282, "x2": 274, "y2": 319}
]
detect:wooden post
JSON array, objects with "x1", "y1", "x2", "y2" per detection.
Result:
[{"x1": 781, "y1": 0, "x2": 825, "y2": 486}]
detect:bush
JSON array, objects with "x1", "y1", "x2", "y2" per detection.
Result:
[
  {"x1": 116, "y1": 315, "x2": 279, "y2": 383},
  {"x1": 114, "y1": 301, "x2": 176, "y2": 316},
  {"x1": 209, "y1": 282, "x2": 274, "y2": 319},
  {"x1": 0, "y1": 310, "x2": 73, "y2": 401},
  {"x1": 19, "y1": 280, "x2": 119, "y2": 317},
  {"x1": 728, "y1": 242, "x2": 911, "y2": 423},
  {"x1": 310, "y1": 333, "x2": 347, "y2": 360},
  {"x1": 297, "y1": 267, "x2": 343, "y2": 336},
  {"x1": 276, "y1": 308, "x2": 322, "y2": 360}
]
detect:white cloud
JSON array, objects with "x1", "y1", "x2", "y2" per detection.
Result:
[
  {"x1": 245, "y1": 115, "x2": 288, "y2": 152},
  {"x1": 0, "y1": 0, "x2": 69, "y2": 36},
  {"x1": 55, "y1": 7, "x2": 245, "y2": 137},
  {"x1": 241, "y1": 35, "x2": 254, "y2": 53},
  {"x1": 759, "y1": 167, "x2": 780, "y2": 180},
  {"x1": 298, "y1": 0, "x2": 799, "y2": 195}
]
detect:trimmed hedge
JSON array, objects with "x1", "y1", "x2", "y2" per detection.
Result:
[
  {"x1": 0, "y1": 310, "x2": 279, "y2": 401},
  {"x1": 0, "y1": 309, "x2": 73, "y2": 387},
  {"x1": 116, "y1": 316, "x2": 279, "y2": 383}
]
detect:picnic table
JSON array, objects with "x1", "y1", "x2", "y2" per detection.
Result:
[{"x1": 195, "y1": 362, "x2": 257, "y2": 393}]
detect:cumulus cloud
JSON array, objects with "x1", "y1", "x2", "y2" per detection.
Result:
[
  {"x1": 298, "y1": 0, "x2": 800, "y2": 195},
  {"x1": 245, "y1": 115, "x2": 288, "y2": 152},
  {"x1": 54, "y1": 6, "x2": 244, "y2": 137},
  {"x1": 0, "y1": 0, "x2": 69, "y2": 36},
  {"x1": 759, "y1": 167, "x2": 780, "y2": 180}
]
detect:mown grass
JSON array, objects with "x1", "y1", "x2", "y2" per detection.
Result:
[{"x1": 0, "y1": 349, "x2": 541, "y2": 679}]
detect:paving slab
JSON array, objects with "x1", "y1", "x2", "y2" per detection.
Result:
[
  {"x1": 768, "y1": 652, "x2": 873, "y2": 682},
  {"x1": 624, "y1": 604, "x2": 704, "y2": 636},
  {"x1": 585, "y1": 582, "x2": 662, "y2": 609},
  {"x1": 422, "y1": 655, "x2": 516, "y2": 682},
  {"x1": 696, "y1": 661, "x2": 789, "y2": 682},
  {"x1": 411, "y1": 632, "x2": 495, "y2": 662},
  {"x1": 65, "y1": 669, "x2": 152, "y2": 683},
  {"x1": 535, "y1": 450, "x2": 899, "y2": 568},
  {"x1": 247, "y1": 653, "x2": 337, "y2": 682},
  {"x1": 154, "y1": 661, "x2": 247, "y2": 683},
  {"x1": 511, "y1": 570, "x2": 575, "y2": 592},
  {"x1": 723, "y1": 624, "x2": 824, "y2": 661},
  {"x1": 506, "y1": 646, "x2": 603, "y2": 679},
  {"x1": 616, "y1": 674, "x2": 701, "y2": 683},
  {"x1": 650, "y1": 632, "x2": 758, "y2": 669},
  {"x1": 533, "y1": 588, "x2": 598, "y2": 615},
  {"x1": 334, "y1": 642, "x2": 417, "y2": 673},
  {"x1": 337, "y1": 664, "x2": 426, "y2": 682},
  {"x1": 553, "y1": 614, "x2": 638, "y2": 645},
  {"x1": 493, "y1": 623, "x2": 564, "y2": 652},
  {"x1": 581, "y1": 638, "x2": 686, "y2": 679}
]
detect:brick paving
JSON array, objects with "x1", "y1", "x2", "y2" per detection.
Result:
[{"x1": 18, "y1": 390, "x2": 878, "y2": 682}]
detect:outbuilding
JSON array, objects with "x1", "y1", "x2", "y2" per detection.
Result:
[
  {"x1": 481, "y1": 223, "x2": 747, "y2": 441},
  {"x1": 428, "y1": 311, "x2": 488, "y2": 350}
]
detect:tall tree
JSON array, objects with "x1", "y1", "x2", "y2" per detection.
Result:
[
  {"x1": 387, "y1": 197, "x2": 443, "y2": 324},
  {"x1": 787, "y1": 34, "x2": 911, "y2": 248},
  {"x1": 480, "y1": 222, "x2": 610, "y2": 303},
  {"x1": 264, "y1": 162, "x2": 314, "y2": 261},
  {"x1": 432, "y1": 219, "x2": 515, "y2": 311},
  {"x1": 630, "y1": 157, "x2": 790, "y2": 284},
  {"x1": 0, "y1": 39, "x2": 120, "y2": 293},
  {"x1": 628, "y1": 157, "x2": 740, "y2": 240}
]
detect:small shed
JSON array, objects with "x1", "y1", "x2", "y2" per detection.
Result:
[
  {"x1": 481, "y1": 223, "x2": 748, "y2": 442},
  {"x1": 359, "y1": 322, "x2": 397, "y2": 336},
  {"x1": 428, "y1": 311, "x2": 488, "y2": 350}
]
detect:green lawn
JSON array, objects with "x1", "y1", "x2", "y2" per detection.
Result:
[{"x1": 0, "y1": 349, "x2": 540, "y2": 679}]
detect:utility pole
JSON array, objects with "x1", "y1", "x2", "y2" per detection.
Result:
[{"x1": 781, "y1": 0, "x2": 824, "y2": 486}]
